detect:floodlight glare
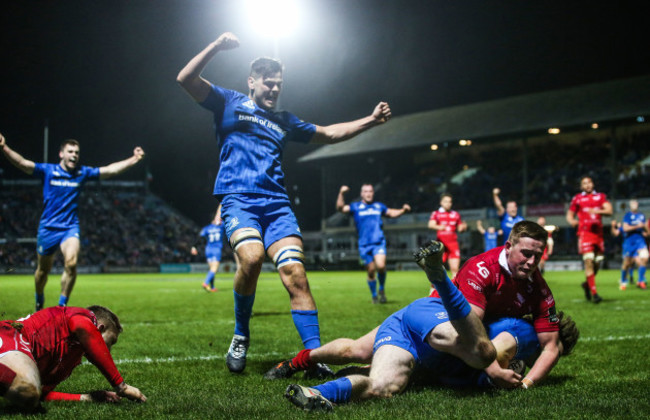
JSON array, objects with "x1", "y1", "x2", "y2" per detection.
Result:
[{"x1": 245, "y1": 0, "x2": 300, "y2": 39}]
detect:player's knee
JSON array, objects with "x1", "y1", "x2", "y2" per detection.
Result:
[
  {"x1": 6, "y1": 378, "x2": 41, "y2": 410},
  {"x1": 582, "y1": 252, "x2": 595, "y2": 261},
  {"x1": 272, "y1": 245, "x2": 305, "y2": 271},
  {"x1": 230, "y1": 228, "x2": 263, "y2": 252},
  {"x1": 368, "y1": 378, "x2": 402, "y2": 399},
  {"x1": 475, "y1": 338, "x2": 497, "y2": 369}
]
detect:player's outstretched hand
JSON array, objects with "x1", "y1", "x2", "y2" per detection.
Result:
[
  {"x1": 0, "y1": 132, "x2": 5, "y2": 147},
  {"x1": 488, "y1": 367, "x2": 522, "y2": 389},
  {"x1": 215, "y1": 32, "x2": 240, "y2": 51},
  {"x1": 133, "y1": 147, "x2": 145, "y2": 161},
  {"x1": 372, "y1": 102, "x2": 391, "y2": 123},
  {"x1": 115, "y1": 383, "x2": 147, "y2": 402},
  {"x1": 402, "y1": 204, "x2": 411, "y2": 212},
  {"x1": 340, "y1": 185, "x2": 350, "y2": 194},
  {"x1": 492, "y1": 187, "x2": 500, "y2": 195},
  {"x1": 83, "y1": 390, "x2": 121, "y2": 403}
]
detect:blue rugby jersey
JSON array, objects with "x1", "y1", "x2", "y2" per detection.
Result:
[
  {"x1": 32, "y1": 163, "x2": 100, "y2": 229},
  {"x1": 200, "y1": 84, "x2": 316, "y2": 198},
  {"x1": 499, "y1": 213, "x2": 524, "y2": 244},
  {"x1": 623, "y1": 211, "x2": 646, "y2": 241},
  {"x1": 349, "y1": 201, "x2": 388, "y2": 246},
  {"x1": 200, "y1": 223, "x2": 225, "y2": 250}
]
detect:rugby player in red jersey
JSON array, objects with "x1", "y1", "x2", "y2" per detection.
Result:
[
  {"x1": 430, "y1": 220, "x2": 560, "y2": 389},
  {"x1": 428, "y1": 193, "x2": 467, "y2": 280},
  {"x1": 566, "y1": 176, "x2": 613, "y2": 303},
  {"x1": 0, "y1": 306, "x2": 146, "y2": 411}
]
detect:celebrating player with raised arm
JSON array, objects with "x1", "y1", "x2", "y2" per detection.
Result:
[
  {"x1": 177, "y1": 32, "x2": 391, "y2": 374},
  {"x1": 336, "y1": 184, "x2": 411, "y2": 303},
  {"x1": 0, "y1": 305, "x2": 146, "y2": 412},
  {"x1": 493, "y1": 188, "x2": 524, "y2": 245},
  {"x1": 566, "y1": 176, "x2": 613, "y2": 303},
  {"x1": 0, "y1": 133, "x2": 145, "y2": 310}
]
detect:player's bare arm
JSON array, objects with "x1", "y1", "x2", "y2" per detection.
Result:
[
  {"x1": 428, "y1": 218, "x2": 443, "y2": 231},
  {"x1": 492, "y1": 188, "x2": 505, "y2": 216},
  {"x1": 99, "y1": 147, "x2": 145, "y2": 180},
  {"x1": 519, "y1": 330, "x2": 561, "y2": 388},
  {"x1": 177, "y1": 32, "x2": 240, "y2": 103},
  {"x1": 0, "y1": 132, "x2": 36, "y2": 175},
  {"x1": 484, "y1": 359, "x2": 522, "y2": 388},
  {"x1": 385, "y1": 204, "x2": 411, "y2": 218},
  {"x1": 457, "y1": 221, "x2": 468, "y2": 232},
  {"x1": 310, "y1": 102, "x2": 391, "y2": 145},
  {"x1": 565, "y1": 210, "x2": 579, "y2": 228},
  {"x1": 336, "y1": 185, "x2": 351, "y2": 213},
  {"x1": 476, "y1": 220, "x2": 486, "y2": 234}
]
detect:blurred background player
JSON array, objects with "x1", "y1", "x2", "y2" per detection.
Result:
[
  {"x1": 493, "y1": 188, "x2": 524, "y2": 245},
  {"x1": 0, "y1": 133, "x2": 145, "y2": 310},
  {"x1": 428, "y1": 193, "x2": 467, "y2": 280},
  {"x1": 536, "y1": 216, "x2": 556, "y2": 274},
  {"x1": 177, "y1": 32, "x2": 392, "y2": 373},
  {"x1": 566, "y1": 175, "x2": 613, "y2": 303},
  {"x1": 0, "y1": 305, "x2": 146, "y2": 412},
  {"x1": 476, "y1": 220, "x2": 501, "y2": 252},
  {"x1": 192, "y1": 205, "x2": 225, "y2": 292},
  {"x1": 611, "y1": 220, "x2": 635, "y2": 287},
  {"x1": 621, "y1": 199, "x2": 648, "y2": 290},
  {"x1": 336, "y1": 184, "x2": 411, "y2": 303}
]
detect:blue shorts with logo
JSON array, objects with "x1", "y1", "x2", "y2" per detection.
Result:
[
  {"x1": 623, "y1": 236, "x2": 648, "y2": 258},
  {"x1": 205, "y1": 244, "x2": 222, "y2": 262},
  {"x1": 220, "y1": 193, "x2": 302, "y2": 251},
  {"x1": 37, "y1": 226, "x2": 80, "y2": 256},
  {"x1": 358, "y1": 240, "x2": 387, "y2": 266},
  {"x1": 373, "y1": 297, "x2": 450, "y2": 368}
]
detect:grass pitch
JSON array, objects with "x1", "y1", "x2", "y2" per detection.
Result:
[{"x1": 1, "y1": 268, "x2": 649, "y2": 419}]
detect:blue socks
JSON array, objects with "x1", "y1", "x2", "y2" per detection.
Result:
[
  {"x1": 291, "y1": 309, "x2": 321, "y2": 349},
  {"x1": 35, "y1": 293, "x2": 44, "y2": 308},
  {"x1": 58, "y1": 295, "x2": 69, "y2": 306},
  {"x1": 639, "y1": 266, "x2": 646, "y2": 282},
  {"x1": 621, "y1": 269, "x2": 628, "y2": 284},
  {"x1": 204, "y1": 271, "x2": 216, "y2": 288},
  {"x1": 367, "y1": 279, "x2": 377, "y2": 298},
  {"x1": 314, "y1": 377, "x2": 352, "y2": 403},
  {"x1": 233, "y1": 291, "x2": 255, "y2": 337},
  {"x1": 377, "y1": 271, "x2": 386, "y2": 291},
  {"x1": 432, "y1": 269, "x2": 471, "y2": 320}
]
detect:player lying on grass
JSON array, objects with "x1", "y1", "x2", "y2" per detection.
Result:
[
  {"x1": 265, "y1": 240, "x2": 496, "y2": 410},
  {"x1": 275, "y1": 308, "x2": 577, "y2": 412},
  {"x1": 0, "y1": 305, "x2": 146, "y2": 412}
]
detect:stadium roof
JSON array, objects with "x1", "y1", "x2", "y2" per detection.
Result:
[{"x1": 299, "y1": 74, "x2": 650, "y2": 162}]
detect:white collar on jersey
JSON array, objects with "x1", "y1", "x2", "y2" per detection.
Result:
[
  {"x1": 498, "y1": 249, "x2": 511, "y2": 275},
  {"x1": 438, "y1": 206, "x2": 448, "y2": 212},
  {"x1": 499, "y1": 247, "x2": 534, "y2": 281},
  {"x1": 580, "y1": 190, "x2": 598, "y2": 195}
]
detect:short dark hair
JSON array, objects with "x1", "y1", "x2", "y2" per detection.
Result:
[
  {"x1": 60, "y1": 139, "x2": 80, "y2": 151},
  {"x1": 508, "y1": 220, "x2": 548, "y2": 247},
  {"x1": 440, "y1": 193, "x2": 452, "y2": 200},
  {"x1": 87, "y1": 305, "x2": 123, "y2": 334},
  {"x1": 250, "y1": 57, "x2": 283, "y2": 79}
]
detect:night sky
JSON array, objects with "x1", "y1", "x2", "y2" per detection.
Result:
[{"x1": 2, "y1": 1, "x2": 649, "y2": 229}]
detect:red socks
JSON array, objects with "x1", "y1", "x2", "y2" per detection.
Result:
[
  {"x1": 291, "y1": 349, "x2": 313, "y2": 370},
  {"x1": 587, "y1": 274, "x2": 597, "y2": 294}
]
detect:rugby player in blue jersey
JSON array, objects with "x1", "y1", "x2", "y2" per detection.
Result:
[
  {"x1": 493, "y1": 187, "x2": 524, "y2": 245},
  {"x1": 336, "y1": 184, "x2": 411, "y2": 304},
  {"x1": 177, "y1": 32, "x2": 392, "y2": 374},
  {"x1": 191, "y1": 205, "x2": 226, "y2": 292},
  {"x1": 621, "y1": 199, "x2": 648, "y2": 290},
  {"x1": 0, "y1": 133, "x2": 144, "y2": 310}
]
